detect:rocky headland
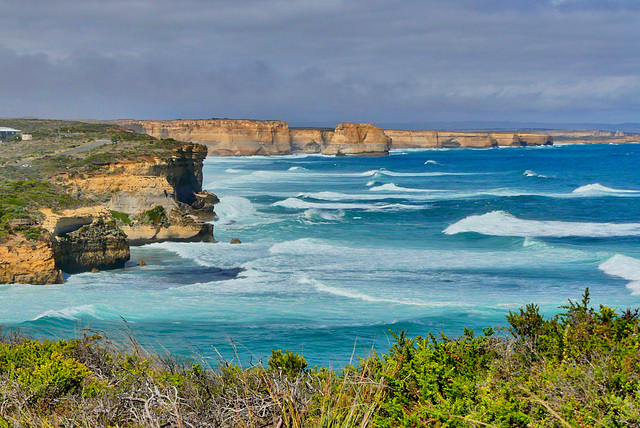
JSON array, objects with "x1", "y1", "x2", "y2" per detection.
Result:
[{"x1": 0, "y1": 123, "x2": 218, "y2": 285}]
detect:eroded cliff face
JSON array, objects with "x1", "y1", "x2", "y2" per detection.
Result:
[
  {"x1": 119, "y1": 119, "x2": 292, "y2": 156},
  {"x1": 0, "y1": 237, "x2": 63, "y2": 285},
  {"x1": 118, "y1": 120, "x2": 392, "y2": 156},
  {"x1": 57, "y1": 144, "x2": 215, "y2": 244},
  {"x1": 385, "y1": 130, "x2": 553, "y2": 148},
  {"x1": 323, "y1": 123, "x2": 392, "y2": 155},
  {"x1": 51, "y1": 218, "x2": 130, "y2": 274}
]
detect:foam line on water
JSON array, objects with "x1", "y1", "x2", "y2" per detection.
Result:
[
  {"x1": 444, "y1": 211, "x2": 640, "y2": 238},
  {"x1": 32, "y1": 304, "x2": 122, "y2": 321},
  {"x1": 299, "y1": 276, "x2": 429, "y2": 306},
  {"x1": 599, "y1": 255, "x2": 640, "y2": 295},
  {"x1": 272, "y1": 198, "x2": 427, "y2": 211}
]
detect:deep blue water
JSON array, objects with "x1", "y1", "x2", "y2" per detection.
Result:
[{"x1": 2, "y1": 144, "x2": 640, "y2": 367}]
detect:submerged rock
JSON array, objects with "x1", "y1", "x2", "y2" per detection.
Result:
[{"x1": 230, "y1": 238, "x2": 242, "y2": 244}]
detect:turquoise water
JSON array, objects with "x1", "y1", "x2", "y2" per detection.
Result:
[{"x1": 3, "y1": 144, "x2": 640, "y2": 367}]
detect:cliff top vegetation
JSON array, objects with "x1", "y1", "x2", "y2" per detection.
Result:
[
  {"x1": 0, "y1": 118, "x2": 189, "y2": 168},
  {"x1": 1, "y1": 290, "x2": 639, "y2": 427}
]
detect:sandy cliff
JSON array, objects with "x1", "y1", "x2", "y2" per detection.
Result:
[
  {"x1": 385, "y1": 130, "x2": 553, "y2": 148},
  {"x1": 117, "y1": 120, "x2": 392, "y2": 156},
  {"x1": 0, "y1": 237, "x2": 63, "y2": 285},
  {"x1": 119, "y1": 119, "x2": 292, "y2": 156}
]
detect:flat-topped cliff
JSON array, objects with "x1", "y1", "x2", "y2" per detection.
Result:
[
  {"x1": 385, "y1": 130, "x2": 553, "y2": 148},
  {"x1": 117, "y1": 119, "x2": 392, "y2": 156}
]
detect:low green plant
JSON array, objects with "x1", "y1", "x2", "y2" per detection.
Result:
[
  {"x1": 110, "y1": 210, "x2": 131, "y2": 224},
  {"x1": 139, "y1": 205, "x2": 168, "y2": 225}
]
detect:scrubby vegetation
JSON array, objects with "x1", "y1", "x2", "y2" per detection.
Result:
[
  {"x1": 0, "y1": 118, "x2": 185, "y2": 167},
  {"x1": 1, "y1": 290, "x2": 639, "y2": 427},
  {"x1": 0, "y1": 180, "x2": 88, "y2": 242}
]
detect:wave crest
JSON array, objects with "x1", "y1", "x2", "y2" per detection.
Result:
[{"x1": 444, "y1": 211, "x2": 640, "y2": 238}]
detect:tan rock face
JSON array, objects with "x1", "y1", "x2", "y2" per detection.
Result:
[
  {"x1": 120, "y1": 119, "x2": 292, "y2": 156},
  {"x1": 386, "y1": 130, "x2": 553, "y2": 148},
  {"x1": 0, "y1": 240, "x2": 63, "y2": 285},
  {"x1": 51, "y1": 219, "x2": 130, "y2": 274},
  {"x1": 118, "y1": 119, "x2": 392, "y2": 156},
  {"x1": 121, "y1": 222, "x2": 215, "y2": 246},
  {"x1": 322, "y1": 123, "x2": 391, "y2": 155}
]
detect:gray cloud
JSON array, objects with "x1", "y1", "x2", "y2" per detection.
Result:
[{"x1": 1, "y1": 0, "x2": 639, "y2": 125}]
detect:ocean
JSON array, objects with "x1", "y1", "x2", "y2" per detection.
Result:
[{"x1": 3, "y1": 143, "x2": 640, "y2": 367}]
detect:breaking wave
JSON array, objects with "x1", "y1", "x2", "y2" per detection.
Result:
[
  {"x1": 599, "y1": 255, "x2": 640, "y2": 295},
  {"x1": 444, "y1": 211, "x2": 640, "y2": 238},
  {"x1": 572, "y1": 183, "x2": 640, "y2": 195}
]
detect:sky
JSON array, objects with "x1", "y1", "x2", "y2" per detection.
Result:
[{"x1": 1, "y1": 0, "x2": 639, "y2": 126}]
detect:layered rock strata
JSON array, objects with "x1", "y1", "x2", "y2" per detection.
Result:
[
  {"x1": 0, "y1": 237, "x2": 63, "y2": 285},
  {"x1": 385, "y1": 130, "x2": 553, "y2": 148},
  {"x1": 59, "y1": 143, "x2": 215, "y2": 244},
  {"x1": 51, "y1": 218, "x2": 130, "y2": 274},
  {"x1": 117, "y1": 120, "x2": 392, "y2": 156}
]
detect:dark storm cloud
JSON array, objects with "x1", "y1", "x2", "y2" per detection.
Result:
[{"x1": 1, "y1": 0, "x2": 639, "y2": 124}]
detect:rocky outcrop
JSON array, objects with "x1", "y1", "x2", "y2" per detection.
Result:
[
  {"x1": 121, "y1": 223, "x2": 215, "y2": 246},
  {"x1": 51, "y1": 218, "x2": 130, "y2": 274},
  {"x1": 385, "y1": 130, "x2": 553, "y2": 148},
  {"x1": 323, "y1": 123, "x2": 391, "y2": 155},
  {"x1": 117, "y1": 119, "x2": 392, "y2": 156},
  {"x1": 58, "y1": 143, "x2": 215, "y2": 244},
  {"x1": 0, "y1": 238, "x2": 63, "y2": 285}
]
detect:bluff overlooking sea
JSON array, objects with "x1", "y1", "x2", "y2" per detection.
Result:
[{"x1": 3, "y1": 143, "x2": 640, "y2": 366}]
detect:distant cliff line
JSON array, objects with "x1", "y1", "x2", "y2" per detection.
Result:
[{"x1": 115, "y1": 119, "x2": 555, "y2": 156}]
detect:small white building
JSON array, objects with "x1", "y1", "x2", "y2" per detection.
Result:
[
  {"x1": 0, "y1": 127, "x2": 21, "y2": 140},
  {"x1": 21, "y1": 134, "x2": 32, "y2": 141}
]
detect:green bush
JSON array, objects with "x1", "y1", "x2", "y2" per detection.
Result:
[
  {"x1": 139, "y1": 205, "x2": 168, "y2": 225},
  {"x1": 110, "y1": 210, "x2": 131, "y2": 224},
  {"x1": 268, "y1": 349, "x2": 308, "y2": 377}
]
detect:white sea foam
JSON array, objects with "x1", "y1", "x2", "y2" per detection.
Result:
[
  {"x1": 424, "y1": 160, "x2": 441, "y2": 165},
  {"x1": 444, "y1": 211, "x2": 640, "y2": 238},
  {"x1": 360, "y1": 169, "x2": 476, "y2": 177},
  {"x1": 272, "y1": 197, "x2": 427, "y2": 211},
  {"x1": 599, "y1": 254, "x2": 640, "y2": 294},
  {"x1": 215, "y1": 196, "x2": 258, "y2": 221},
  {"x1": 523, "y1": 170, "x2": 548, "y2": 178},
  {"x1": 572, "y1": 183, "x2": 639, "y2": 195},
  {"x1": 299, "y1": 276, "x2": 427, "y2": 306},
  {"x1": 288, "y1": 166, "x2": 306, "y2": 171},
  {"x1": 366, "y1": 181, "x2": 377, "y2": 187},
  {"x1": 302, "y1": 209, "x2": 345, "y2": 223},
  {"x1": 32, "y1": 304, "x2": 120, "y2": 321},
  {"x1": 369, "y1": 183, "x2": 442, "y2": 193},
  {"x1": 224, "y1": 168, "x2": 243, "y2": 173}
]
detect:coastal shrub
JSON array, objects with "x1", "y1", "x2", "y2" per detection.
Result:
[
  {"x1": 139, "y1": 205, "x2": 168, "y2": 225},
  {"x1": 0, "y1": 291, "x2": 639, "y2": 426},
  {"x1": 268, "y1": 349, "x2": 308, "y2": 377},
  {"x1": 110, "y1": 209, "x2": 131, "y2": 224}
]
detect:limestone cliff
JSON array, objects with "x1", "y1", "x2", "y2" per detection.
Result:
[
  {"x1": 51, "y1": 218, "x2": 130, "y2": 274},
  {"x1": 322, "y1": 123, "x2": 391, "y2": 155},
  {"x1": 118, "y1": 119, "x2": 292, "y2": 156},
  {"x1": 58, "y1": 143, "x2": 215, "y2": 244},
  {"x1": 117, "y1": 119, "x2": 392, "y2": 156},
  {"x1": 385, "y1": 130, "x2": 553, "y2": 148},
  {"x1": 0, "y1": 236, "x2": 63, "y2": 285}
]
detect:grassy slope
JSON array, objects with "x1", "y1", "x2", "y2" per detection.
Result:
[{"x1": 1, "y1": 290, "x2": 638, "y2": 427}]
